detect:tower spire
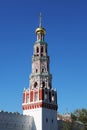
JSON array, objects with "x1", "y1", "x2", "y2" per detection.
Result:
[
  {"x1": 39, "y1": 13, "x2": 42, "y2": 27},
  {"x1": 35, "y1": 13, "x2": 46, "y2": 41}
]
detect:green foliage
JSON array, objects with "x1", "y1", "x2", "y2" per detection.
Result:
[
  {"x1": 58, "y1": 121, "x2": 84, "y2": 130},
  {"x1": 62, "y1": 122, "x2": 71, "y2": 130},
  {"x1": 58, "y1": 108, "x2": 87, "y2": 130},
  {"x1": 58, "y1": 121, "x2": 71, "y2": 130},
  {"x1": 72, "y1": 108, "x2": 87, "y2": 125},
  {"x1": 71, "y1": 113, "x2": 77, "y2": 121}
]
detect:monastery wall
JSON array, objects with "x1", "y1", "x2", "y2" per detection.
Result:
[{"x1": 0, "y1": 111, "x2": 36, "y2": 130}]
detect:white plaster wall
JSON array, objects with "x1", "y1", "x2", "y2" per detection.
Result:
[
  {"x1": 23, "y1": 108, "x2": 57, "y2": 130},
  {"x1": 23, "y1": 108, "x2": 42, "y2": 130},
  {"x1": 42, "y1": 108, "x2": 58, "y2": 130}
]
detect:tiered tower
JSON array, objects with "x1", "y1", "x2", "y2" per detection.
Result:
[{"x1": 22, "y1": 14, "x2": 58, "y2": 130}]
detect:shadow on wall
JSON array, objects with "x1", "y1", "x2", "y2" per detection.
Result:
[
  {"x1": 0, "y1": 111, "x2": 36, "y2": 130},
  {"x1": 31, "y1": 118, "x2": 36, "y2": 130}
]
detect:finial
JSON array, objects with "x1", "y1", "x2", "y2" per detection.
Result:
[
  {"x1": 35, "y1": 13, "x2": 46, "y2": 35},
  {"x1": 39, "y1": 13, "x2": 42, "y2": 27}
]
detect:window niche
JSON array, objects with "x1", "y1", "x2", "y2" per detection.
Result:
[
  {"x1": 34, "y1": 82, "x2": 38, "y2": 88},
  {"x1": 45, "y1": 92, "x2": 48, "y2": 100},
  {"x1": 45, "y1": 47, "x2": 47, "y2": 53},
  {"x1": 42, "y1": 68, "x2": 44, "y2": 72},
  {"x1": 41, "y1": 67, "x2": 46, "y2": 73},
  {"x1": 36, "y1": 47, "x2": 39, "y2": 53},
  {"x1": 36, "y1": 69, "x2": 38, "y2": 73},
  {"x1": 46, "y1": 118, "x2": 48, "y2": 123},
  {"x1": 41, "y1": 46, "x2": 44, "y2": 53},
  {"x1": 41, "y1": 54, "x2": 43, "y2": 56},
  {"x1": 52, "y1": 94, "x2": 55, "y2": 101},
  {"x1": 34, "y1": 92, "x2": 38, "y2": 101},
  {"x1": 26, "y1": 95, "x2": 29, "y2": 103},
  {"x1": 49, "y1": 82, "x2": 51, "y2": 89},
  {"x1": 42, "y1": 81, "x2": 45, "y2": 87}
]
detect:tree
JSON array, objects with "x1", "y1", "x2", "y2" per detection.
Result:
[
  {"x1": 71, "y1": 108, "x2": 87, "y2": 130},
  {"x1": 72, "y1": 108, "x2": 87, "y2": 124}
]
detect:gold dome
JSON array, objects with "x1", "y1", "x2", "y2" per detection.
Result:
[{"x1": 35, "y1": 27, "x2": 46, "y2": 35}]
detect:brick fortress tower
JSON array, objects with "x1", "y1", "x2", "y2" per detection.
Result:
[{"x1": 22, "y1": 14, "x2": 58, "y2": 130}]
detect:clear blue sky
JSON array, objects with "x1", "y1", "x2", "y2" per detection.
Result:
[{"x1": 0, "y1": 0, "x2": 87, "y2": 114}]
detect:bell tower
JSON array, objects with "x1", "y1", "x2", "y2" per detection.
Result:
[{"x1": 22, "y1": 14, "x2": 58, "y2": 130}]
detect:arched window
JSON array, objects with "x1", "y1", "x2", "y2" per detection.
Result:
[
  {"x1": 34, "y1": 82, "x2": 38, "y2": 88},
  {"x1": 42, "y1": 68, "x2": 44, "y2": 72},
  {"x1": 42, "y1": 67, "x2": 46, "y2": 73}
]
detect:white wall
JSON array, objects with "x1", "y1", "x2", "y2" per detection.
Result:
[
  {"x1": 42, "y1": 108, "x2": 58, "y2": 130},
  {"x1": 23, "y1": 108, "x2": 57, "y2": 130},
  {"x1": 23, "y1": 108, "x2": 42, "y2": 130}
]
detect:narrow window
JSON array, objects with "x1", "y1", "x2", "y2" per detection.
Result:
[
  {"x1": 34, "y1": 92, "x2": 38, "y2": 101},
  {"x1": 36, "y1": 47, "x2": 39, "y2": 53},
  {"x1": 26, "y1": 95, "x2": 29, "y2": 103},
  {"x1": 46, "y1": 47, "x2": 47, "y2": 53},
  {"x1": 46, "y1": 118, "x2": 48, "y2": 123},
  {"x1": 45, "y1": 92, "x2": 48, "y2": 99},
  {"x1": 52, "y1": 119, "x2": 53, "y2": 123},
  {"x1": 49, "y1": 82, "x2": 51, "y2": 89},
  {"x1": 41, "y1": 46, "x2": 43, "y2": 52},
  {"x1": 42, "y1": 81, "x2": 45, "y2": 87},
  {"x1": 36, "y1": 69, "x2": 38, "y2": 73},
  {"x1": 52, "y1": 94, "x2": 54, "y2": 101}
]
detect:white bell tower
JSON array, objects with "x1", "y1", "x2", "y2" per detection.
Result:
[{"x1": 22, "y1": 14, "x2": 58, "y2": 130}]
